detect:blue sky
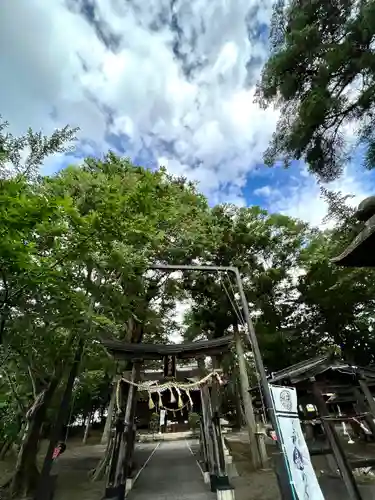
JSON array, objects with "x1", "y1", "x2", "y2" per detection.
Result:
[{"x1": 1, "y1": 0, "x2": 374, "y2": 227}]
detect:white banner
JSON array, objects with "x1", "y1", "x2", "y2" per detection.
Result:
[{"x1": 270, "y1": 385, "x2": 325, "y2": 500}]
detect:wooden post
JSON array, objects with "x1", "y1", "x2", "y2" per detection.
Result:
[
  {"x1": 101, "y1": 378, "x2": 117, "y2": 445},
  {"x1": 310, "y1": 378, "x2": 362, "y2": 500},
  {"x1": 352, "y1": 385, "x2": 375, "y2": 438},
  {"x1": 197, "y1": 357, "x2": 217, "y2": 488},
  {"x1": 115, "y1": 362, "x2": 140, "y2": 497},
  {"x1": 199, "y1": 417, "x2": 209, "y2": 475},
  {"x1": 208, "y1": 391, "x2": 224, "y2": 478},
  {"x1": 358, "y1": 376, "x2": 375, "y2": 417},
  {"x1": 82, "y1": 410, "x2": 92, "y2": 445}
]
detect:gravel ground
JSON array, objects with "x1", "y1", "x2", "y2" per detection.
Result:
[
  {"x1": 225, "y1": 432, "x2": 375, "y2": 500},
  {"x1": 3, "y1": 433, "x2": 374, "y2": 500},
  {"x1": 54, "y1": 442, "x2": 159, "y2": 500},
  {"x1": 0, "y1": 441, "x2": 159, "y2": 500}
]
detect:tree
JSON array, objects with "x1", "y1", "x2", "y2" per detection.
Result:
[
  {"x1": 0, "y1": 114, "x2": 217, "y2": 496},
  {"x1": 182, "y1": 204, "x2": 310, "y2": 468},
  {"x1": 256, "y1": 0, "x2": 375, "y2": 181},
  {"x1": 294, "y1": 190, "x2": 375, "y2": 365},
  {"x1": 0, "y1": 118, "x2": 78, "y2": 345}
]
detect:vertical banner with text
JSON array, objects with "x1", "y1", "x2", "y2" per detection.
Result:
[{"x1": 269, "y1": 385, "x2": 325, "y2": 500}]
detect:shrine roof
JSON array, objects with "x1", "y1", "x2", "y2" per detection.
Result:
[
  {"x1": 100, "y1": 334, "x2": 233, "y2": 360},
  {"x1": 267, "y1": 354, "x2": 375, "y2": 386},
  {"x1": 331, "y1": 214, "x2": 375, "y2": 267},
  {"x1": 332, "y1": 196, "x2": 375, "y2": 267}
]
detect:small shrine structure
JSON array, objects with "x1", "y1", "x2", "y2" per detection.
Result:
[
  {"x1": 251, "y1": 354, "x2": 375, "y2": 500},
  {"x1": 137, "y1": 363, "x2": 204, "y2": 432},
  {"x1": 327, "y1": 195, "x2": 375, "y2": 499}
]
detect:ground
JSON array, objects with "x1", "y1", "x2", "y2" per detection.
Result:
[
  {"x1": 225, "y1": 430, "x2": 375, "y2": 500},
  {"x1": 2, "y1": 431, "x2": 375, "y2": 499}
]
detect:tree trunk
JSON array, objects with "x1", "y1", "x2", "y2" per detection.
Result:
[
  {"x1": 9, "y1": 379, "x2": 59, "y2": 497},
  {"x1": 36, "y1": 339, "x2": 84, "y2": 500},
  {"x1": 83, "y1": 410, "x2": 93, "y2": 445},
  {"x1": 101, "y1": 379, "x2": 117, "y2": 445},
  {"x1": 233, "y1": 324, "x2": 261, "y2": 469},
  {"x1": 0, "y1": 440, "x2": 12, "y2": 461}
]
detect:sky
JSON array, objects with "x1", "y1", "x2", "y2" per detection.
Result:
[{"x1": 1, "y1": 0, "x2": 375, "y2": 228}]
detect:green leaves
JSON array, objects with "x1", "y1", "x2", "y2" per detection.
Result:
[
  {"x1": 256, "y1": 0, "x2": 375, "y2": 181},
  {"x1": 182, "y1": 205, "x2": 311, "y2": 370},
  {"x1": 0, "y1": 116, "x2": 77, "y2": 180}
]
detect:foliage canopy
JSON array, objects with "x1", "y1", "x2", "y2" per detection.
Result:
[
  {"x1": 256, "y1": 0, "x2": 375, "y2": 181},
  {"x1": 1, "y1": 116, "x2": 375, "y2": 495}
]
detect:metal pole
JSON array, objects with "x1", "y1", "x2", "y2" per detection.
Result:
[
  {"x1": 149, "y1": 263, "x2": 295, "y2": 499},
  {"x1": 232, "y1": 268, "x2": 294, "y2": 499}
]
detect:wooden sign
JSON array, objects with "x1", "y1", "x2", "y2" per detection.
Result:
[{"x1": 163, "y1": 355, "x2": 176, "y2": 378}]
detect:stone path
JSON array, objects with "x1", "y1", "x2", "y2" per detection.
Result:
[{"x1": 129, "y1": 440, "x2": 215, "y2": 500}]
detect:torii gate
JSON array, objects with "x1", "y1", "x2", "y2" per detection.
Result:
[{"x1": 100, "y1": 334, "x2": 234, "y2": 500}]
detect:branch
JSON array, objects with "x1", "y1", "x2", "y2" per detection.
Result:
[
  {"x1": 1, "y1": 368, "x2": 26, "y2": 415},
  {"x1": 26, "y1": 389, "x2": 46, "y2": 421},
  {"x1": 0, "y1": 266, "x2": 9, "y2": 306},
  {"x1": 0, "y1": 267, "x2": 10, "y2": 345},
  {"x1": 0, "y1": 314, "x2": 7, "y2": 346},
  {"x1": 28, "y1": 364, "x2": 37, "y2": 399},
  {"x1": 5, "y1": 232, "x2": 94, "y2": 306}
]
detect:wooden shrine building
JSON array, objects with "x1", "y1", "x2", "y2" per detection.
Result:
[
  {"x1": 266, "y1": 354, "x2": 375, "y2": 438},
  {"x1": 135, "y1": 363, "x2": 205, "y2": 431},
  {"x1": 250, "y1": 353, "x2": 375, "y2": 500},
  {"x1": 100, "y1": 334, "x2": 234, "y2": 499}
]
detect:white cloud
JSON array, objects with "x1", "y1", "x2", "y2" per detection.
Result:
[
  {"x1": 265, "y1": 163, "x2": 371, "y2": 227},
  {"x1": 253, "y1": 185, "x2": 278, "y2": 198},
  {"x1": 169, "y1": 299, "x2": 191, "y2": 344},
  {"x1": 2, "y1": 0, "x2": 373, "y2": 224},
  {"x1": 0, "y1": 0, "x2": 276, "y2": 201}
]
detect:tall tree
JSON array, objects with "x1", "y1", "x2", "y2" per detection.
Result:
[
  {"x1": 294, "y1": 190, "x2": 375, "y2": 365},
  {"x1": 0, "y1": 118, "x2": 78, "y2": 345},
  {"x1": 0, "y1": 122, "x2": 217, "y2": 496},
  {"x1": 256, "y1": 0, "x2": 375, "y2": 181}
]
